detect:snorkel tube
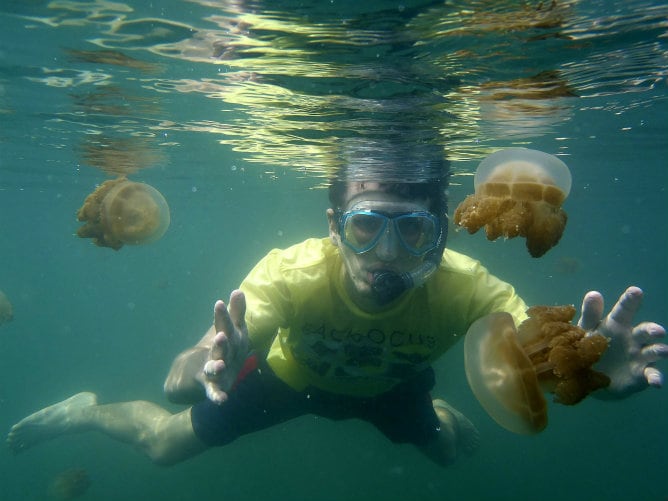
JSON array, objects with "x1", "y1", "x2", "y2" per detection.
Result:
[{"x1": 371, "y1": 217, "x2": 448, "y2": 304}]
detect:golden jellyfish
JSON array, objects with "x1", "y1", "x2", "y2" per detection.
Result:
[
  {"x1": 48, "y1": 468, "x2": 90, "y2": 500},
  {"x1": 453, "y1": 148, "x2": 572, "y2": 257},
  {"x1": 77, "y1": 177, "x2": 170, "y2": 250},
  {"x1": 464, "y1": 304, "x2": 609, "y2": 434},
  {"x1": 0, "y1": 289, "x2": 13, "y2": 326}
]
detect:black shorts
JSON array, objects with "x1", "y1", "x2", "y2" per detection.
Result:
[{"x1": 190, "y1": 355, "x2": 440, "y2": 447}]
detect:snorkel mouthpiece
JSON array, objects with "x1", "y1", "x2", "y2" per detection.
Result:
[
  {"x1": 371, "y1": 270, "x2": 409, "y2": 304},
  {"x1": 370, "y1": 220, "x2": 445, "y2": 304},
  {"x1": 371, "y1": 259, "x2": 438, "y2": 304}
]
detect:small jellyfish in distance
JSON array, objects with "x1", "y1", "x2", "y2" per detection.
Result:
[
  {"x1": 48, "y1": 468, "x2": 91, "y2": 500},
  {"x1": 453, "y1": 148, "x2": 571, "y2": 257},
  {"x1": 0, "y1": 289, "x2": 13, "y2": 326},
  {"x1": 77, "y1": 177, "x2": 170, "y2": 250}
]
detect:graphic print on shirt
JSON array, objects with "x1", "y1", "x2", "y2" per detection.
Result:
[{"x1": 290, "y1": 322, "x2": 436, "y2": 384}]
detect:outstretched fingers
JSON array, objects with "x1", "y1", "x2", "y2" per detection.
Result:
[
  {"x1": 578, "y1": 286, "x2": 666, "y2": 398},
  {"x1": 212, "y1": 300, "x2": 236, "y2": 365},
  {"x1": 228, "y1": 290, "x2": 247, "y2": 331},
  {"x1": 635, "y1": 322, "x2": 667, "y2": 388},
  {"x1": 578, "y1": 291, "x2": 604, "y2": 330},
  {"x1": 644, "y1": 367, "x2": 663, "y2": 388},
  {"x1": 212, "y1": 291, "x2": 246, "y2": 359},
  {"x1": 200, "y1": 300, "x2": 233, "y2": 404},
  {"x1": 633, "y1": 321, "x2": 667, "y2": 344},
  {"x1": 203, "y1": 358, "x2": 225, "y2": 377},
  {"x1": 202, "y1": 355, "x2": 227, "y2": 403},
  {"x1": 204, "y1": 379, "x2": 228, "y2": 404},
  {"x1": 214, "y1": 300, "x2": 234, "y2": 344},
  {"x1": 607, "y1": 286, "x2": 643, "y2": 328},
  {"x1": 202, "y1": 291, "x2": 249, "y2": 405}
]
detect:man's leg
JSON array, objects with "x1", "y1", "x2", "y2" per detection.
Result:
[
  {"x1": 358, "y1": 369, "x2": 481, "y2": 468},
  {"x1": 7, "y1": 392, "x2": 207, "y2": 466},
  {"x1": 417, "y1": 399, "x2": 480, "y2": 467}
]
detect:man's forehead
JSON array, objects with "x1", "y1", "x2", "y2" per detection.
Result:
[
  {"x1": 343, "y1": 182, "x2": 429, "y2": 208},
  {"x1": 344, "y1": 181, "x2": 382, "y2": 199}
]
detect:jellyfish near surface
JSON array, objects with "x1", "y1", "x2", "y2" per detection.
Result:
[
  {"x1": 464, "y1": 304, "x2": 609, "y2": 434},
  {"x1": 453, "y1": 148, "x2": 571, "y2": 257},
  {"x1": 77, "y1": 177, "x2": 170, "y2": 250}
]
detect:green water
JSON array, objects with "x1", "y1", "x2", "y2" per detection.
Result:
[{"x1": 0, "y1": 1, "x2": 666, "y2": 500}]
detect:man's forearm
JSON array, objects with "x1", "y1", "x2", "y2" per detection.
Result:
[{"x1": 163, "y1": 347, "x2": 209, "y2": 404}]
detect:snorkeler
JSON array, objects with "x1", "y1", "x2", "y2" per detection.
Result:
[{"x1": 7, "y1": 141, "x2": 667, "y2": 467}]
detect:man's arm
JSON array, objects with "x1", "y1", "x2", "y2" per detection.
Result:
[{"x1": 163, "y1": 326, "x2": 216, "y2": 404}]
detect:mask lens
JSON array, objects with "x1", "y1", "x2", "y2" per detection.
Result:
[
  {"x1": 340, "y1": 210, "x2": 439, "y2": 255},
  {"x1": 342, "y1": 211, "x2": 387, "y2": 252},
  {"x1": 395, "y1": 213, "x2": 438, "y2": 254}
]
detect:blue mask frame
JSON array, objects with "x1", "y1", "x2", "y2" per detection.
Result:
[{"x1": 338, "y1": 209, "x2": 440, "y2": 256}]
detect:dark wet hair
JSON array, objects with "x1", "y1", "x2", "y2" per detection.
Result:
[
  {"x1": 328, "y1": 136, "x2": 450, "y2": 218},
  {"x1": 328, "y1": 179, "x2": 448, "y2": 218}
]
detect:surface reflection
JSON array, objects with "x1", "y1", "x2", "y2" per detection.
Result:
[
  {"x1": 10, "y1": 0, "x2": 667, "y2": 182},
  {"x1": 79, "y1": 135, "x2": 166, "y2": 177}
]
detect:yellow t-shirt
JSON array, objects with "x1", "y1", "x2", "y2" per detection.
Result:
[{"x1": 240, "y1": 237, "x2": 527, "y2": 397}]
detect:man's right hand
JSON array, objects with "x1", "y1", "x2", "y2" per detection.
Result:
[{"x1": 198, "y1": 290, "x2": 250, "y2": 404}]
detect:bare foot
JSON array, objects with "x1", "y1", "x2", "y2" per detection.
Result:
[
  {"x1": 432, "y1": 399, "x2": 481, "y2": 462},
  {"x1": 7, "y1": 392, "x2": 97, "y2": 454}
]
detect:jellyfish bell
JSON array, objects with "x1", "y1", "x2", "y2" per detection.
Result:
[
  {"x1": 102, "y1": 180, "x2": 170, "y2": 245},
  {"x1": 77, "y1": 177, "x2": 170, "y2": 250},
  {"x1": 474, "y1": 147, "x2": 572, "y2": 205},
  {"x1": 454, "y1": 148, "x2": 572, "y2": 257},
  {"x1": 464, "y1": 312, "x2": 548, "y2": 435},
  {"x1": 464, "y1": 306, "x2": 610, "y2": 435}
]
